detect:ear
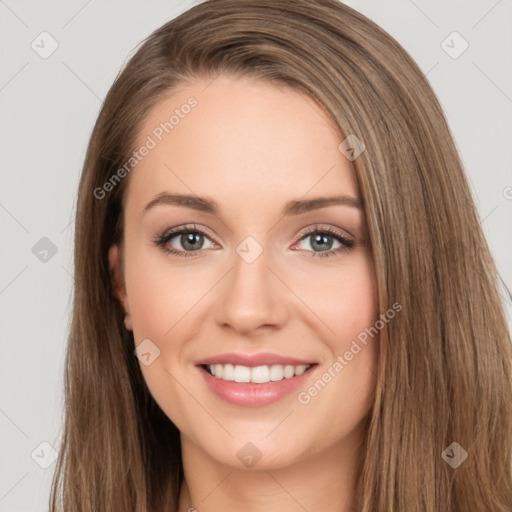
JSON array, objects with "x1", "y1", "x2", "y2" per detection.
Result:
[{"x1": 108, "y1": 244, "x2": 132, "y2": 331}]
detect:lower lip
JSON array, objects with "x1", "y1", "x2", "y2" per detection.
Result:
[{"x1": 197, "y1": 364, "x2": 318, "y2": 407}]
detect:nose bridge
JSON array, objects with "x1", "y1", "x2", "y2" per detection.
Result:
[{"x1": 214, "y1": 236, "x2": 288, "y2": 332}]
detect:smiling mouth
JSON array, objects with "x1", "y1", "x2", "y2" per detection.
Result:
[{"x1": 200, "y1": 363, "x2": 317, "y2": 384}]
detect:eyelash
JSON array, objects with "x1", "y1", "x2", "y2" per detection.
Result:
[{"x1": 152, "y1": 224, "x2": 355, "y2": 259}]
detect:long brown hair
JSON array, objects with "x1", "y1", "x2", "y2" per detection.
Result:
[{"x1": 49, "y1": 0, "x2": 512, "y2": 510}]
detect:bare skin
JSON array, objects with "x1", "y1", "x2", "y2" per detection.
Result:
[{"x1": 109, "y1": 74, "x2": 379, "y2": 512}]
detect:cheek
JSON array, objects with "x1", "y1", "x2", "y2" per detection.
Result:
[
  {"x1": 292, "y1": 254, "x2": 379, "y2": 408},
  {"x1": 291, "y1": 252, "x2": 378, "y2": 342},
  {"x1": 330, "y1": 256, "x2": 379, "y2": 384},
  {"x1": 123, "y1": 249, "x2": 206, "y2": 430},
  {"x1": 124, "y1": 248, "x2": 209, "y2": 339}
]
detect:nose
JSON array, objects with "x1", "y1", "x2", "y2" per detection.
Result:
[{"x1": 214, "y1": 246, "x2": 290, "y2": 336}]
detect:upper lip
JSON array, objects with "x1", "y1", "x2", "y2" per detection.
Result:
[{"x1": 196, "y1": 352, "x2": 317, "y2": 368}]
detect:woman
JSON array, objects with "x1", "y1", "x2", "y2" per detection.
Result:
[{"x1": 49, "y1": 0, "x2": 512, "y2": 511}]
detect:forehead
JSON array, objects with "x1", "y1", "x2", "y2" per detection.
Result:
[{"x1": 125, "y1": 74, "x2": 359, "y2": 215}]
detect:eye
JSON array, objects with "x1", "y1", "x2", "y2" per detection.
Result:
[
  {"x1": 153, "y1": 224, "x2": 216, "y2": 258},
  {"x1": 292, "y1": 225, "x2": 355, "y2": 258},
  {"x1": 153, "y1": 224, "x2": 355, "y2": 259}
]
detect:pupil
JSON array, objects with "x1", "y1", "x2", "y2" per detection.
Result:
[
  {"x1": 182, "y1": 232, "x2": 202, "y2": 251},
  {"x1": 312, "y1": 234, "x2": 332, "y2": 251}
]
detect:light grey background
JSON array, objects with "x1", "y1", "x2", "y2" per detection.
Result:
[{"x1": 1, "y1": 0, "x2": 511, "y2": 510}]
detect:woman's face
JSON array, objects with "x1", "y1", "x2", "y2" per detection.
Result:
[{"x1": 110, "y1": 74, "x2": 379, "y2": 469}]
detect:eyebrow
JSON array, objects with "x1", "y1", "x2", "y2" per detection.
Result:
[{"x1": 143, "y1": 192, "x2": 363, "y2": 216}]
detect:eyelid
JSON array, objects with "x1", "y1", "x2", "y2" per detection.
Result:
[
  {"x1": 294, "y1": 223, "x2": 354, "y2": 243},
  {"x1": 160, "y1": 223, "x2": 217, "y2": 241},
  {"x1": 157, "y1": 223, "x2": 352, "y2": 243}
]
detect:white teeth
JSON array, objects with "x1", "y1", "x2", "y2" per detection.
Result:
[
  {"x1": 283, "y1": 365, "x2": 295, "y2": 379},
  {"x1": 222, "y1": 364, "x2": 234, "y2": 381},
  {"x1": 206, "y1": 363, "x2": 311, "y2": 383},
  {"x1": 251, "y1": 365, "x2": 270, "y2": 383},
  {"x1": 295, "y1": 364, "x2": 308, "y2": 376},
  {"x1": 269, "y1": 365, "x2": 284, "y2": 381},
  {"x1": 234, "y1": 365, "x2": 251, "y2": 382}
]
